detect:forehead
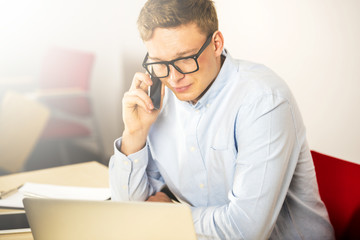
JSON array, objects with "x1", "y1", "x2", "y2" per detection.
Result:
[{"x1": 144, "y1": 23, "x2": 207, "y2": 61}]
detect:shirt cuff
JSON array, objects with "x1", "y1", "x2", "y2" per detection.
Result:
[{"x1": 113, "y1": 137, "x2": 148, "y2": 170}]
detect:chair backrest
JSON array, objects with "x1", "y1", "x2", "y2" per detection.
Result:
[
  {"x1": 38, "y1": 47, "x2": 94, "y2": 90},
  {"x1": 0, "y1": 92, "x2": 49, "y2": 173},
  {"x1": 311, "y1": 150, "x2": 360, "y2": 240}
]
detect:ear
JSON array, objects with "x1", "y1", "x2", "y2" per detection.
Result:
[{"x1": 212, "y1": 31, "x2": 224, "y2": 57}]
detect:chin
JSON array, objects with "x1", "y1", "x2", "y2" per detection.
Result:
[{"x1": 174, "y1": 92, "x2": 197, "y2": 103}]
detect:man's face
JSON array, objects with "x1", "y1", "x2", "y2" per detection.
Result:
[{"x1": 144, "y1": 23, "x2": 221, "y2": 103}]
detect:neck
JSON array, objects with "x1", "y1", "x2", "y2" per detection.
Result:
[{"x1": 191, "y1": 54, "x2": 225, "y2": 104}]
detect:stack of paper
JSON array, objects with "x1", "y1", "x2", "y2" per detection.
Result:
[{"x1": 0, "y1": 182, "x2": 111, "y2": 209}]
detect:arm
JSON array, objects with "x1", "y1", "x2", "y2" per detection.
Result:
[
  {"x1": 192, "y1": 95, "x2": 300, "y2": 239},
  {"x1": 120, "y1": 72, "x2": 163, "y2": 156},
  {"x1": 109, "y1": 72, "x2": 165, "y2": 201},
  {"x1": 109, "y1": 138, "x2": 165, "y2": 201}
]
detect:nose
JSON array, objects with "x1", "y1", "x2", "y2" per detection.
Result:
[{"x1": 167, "y1": 64, "x2": 184, "y2": 85}]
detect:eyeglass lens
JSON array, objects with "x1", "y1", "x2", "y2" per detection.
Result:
[{"x1": 147, "y1": 58, "x2": 198, "y2": 78}]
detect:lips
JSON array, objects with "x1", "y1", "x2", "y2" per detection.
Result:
[{"x1": 173, "y1": 84, "x2": 191, "y2": 93}]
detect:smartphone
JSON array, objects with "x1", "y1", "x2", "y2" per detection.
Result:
[
  {"x1": 0, "y1": 211, "x2": 30, "y2": 234},
  {"x1": 148, "y1": 74, "x2": 162, "y2": 110}
]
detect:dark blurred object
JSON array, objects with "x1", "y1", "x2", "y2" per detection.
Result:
[
  {"x1": 36, "y1": 47, "x2": 104, "y2": 164},
  {"x1": 312, "y1": 150, "x2": 360, "y2": 240},
  {"x1": 160, "y1": 185, "x2": 179, "y2": 203}
]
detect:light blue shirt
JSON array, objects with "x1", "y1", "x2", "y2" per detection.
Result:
[{"x1": 109, "y1": 51, "x2": 335, "y2": 239}]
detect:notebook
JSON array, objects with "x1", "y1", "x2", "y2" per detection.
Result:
[{"x1": 23, "y1": 198, "x2": 197, "y2": 240}]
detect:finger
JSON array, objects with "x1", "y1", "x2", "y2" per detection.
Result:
[
  {"x1": 123, "y1": 92, "x2": 148, "y2": 112},
  {"x1": 130, "y1": 88, "x2": 154, "y2": 109},
  {"x1": 139, "y1": 81, "x2": 150, "y2": 92},
  {"x1": 146, "y1": 192, "x2": 172, "y2": 202},
  {"x1": 141, "y1": 72, "x2": 155, "y2": 91},
  {"x1": 146, "y1": 196, "x2": 155, "y2": 202},
  {"x1": 123, "y1": 90, "x2": 154, "y2": 112},
  {"x1": 130, "y1": 72, "x2": 152, "y2": 91}
]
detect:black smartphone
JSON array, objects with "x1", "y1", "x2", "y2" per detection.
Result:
[
  {"x1": 148, "y1": 74, "x2": 162, "y2": 110},
  {"x1": 0, "y1": 211, "x2": 30, "y2": 234}
]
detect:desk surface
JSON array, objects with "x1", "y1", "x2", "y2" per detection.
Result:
[{"x1": 0, "y1": 161, "x2": 109, "y2": 240}]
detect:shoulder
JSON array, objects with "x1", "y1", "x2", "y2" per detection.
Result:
[
  {"x1": 225, "y1": 56, "x2": 295, "y2": 108},
  {"x1": 224, "y1": 57, "x2": 305, "y2": 135}
]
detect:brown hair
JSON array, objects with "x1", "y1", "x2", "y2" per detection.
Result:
[{"x1": 137, "y1": 0, "x2": 218, "y2": 41}]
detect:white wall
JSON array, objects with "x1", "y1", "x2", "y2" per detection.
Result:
[
  {"x1": 1, "y1": 0, "x2": 359, "y2": 164},
  {"x1": 215, "y1": 0, "x2": 360, "y2": 163}
]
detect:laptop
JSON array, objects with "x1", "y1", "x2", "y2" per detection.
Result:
[{"x1": 23, "y1": 198, "x2": 197, "y2": 240}]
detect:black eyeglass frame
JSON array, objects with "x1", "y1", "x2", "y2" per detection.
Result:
[{"x1": 142, "y1": 34, "x2": 213, "y2": 78}]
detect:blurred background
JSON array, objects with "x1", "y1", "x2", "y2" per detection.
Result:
[{"x1": 0, "y1": 0, "x2": 359, "y2": 175}]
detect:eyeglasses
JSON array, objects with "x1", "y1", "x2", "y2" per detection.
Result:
[{"x1": 142, "y1": 34, "x2": 213, "y2": 78}]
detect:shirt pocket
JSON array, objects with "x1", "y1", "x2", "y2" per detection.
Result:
[
  {"x1": 208, "y1": 133, "x2": 237, "y2": 199},
  {"x1": 209, "y1": 121, "x2": 233, "y2": 151},
  {"x1": 209, "y1": 123, "x2": 237, "y2": 164}
]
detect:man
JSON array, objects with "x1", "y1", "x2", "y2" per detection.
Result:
[{"x1": 109, "y1": 0, "x2": 335, "y2": 239}]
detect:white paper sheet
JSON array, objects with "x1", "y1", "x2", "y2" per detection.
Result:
[
  {"x1": 0, "y1": 182, "x2": 111, "y2": 209},
  {"x1": 0, "y1": 191, "x2": 24, "y2": 209}
]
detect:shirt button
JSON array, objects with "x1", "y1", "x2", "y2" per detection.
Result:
[
  {"x1": 199, "y1": 184, "x2": 205, "y2": 189},
  {"x1": 190, "y1": 146, "x2": 196, "y2": 152},
  {"x1": 123, "y1": 161, "x2": 129, "y2": 165},
  {"x1": 122, "y1": 185, "x2": 127, "y2": 190},
  {"x1": 134, "y1": 159, "x2": 139, "y2": 164},
  {"x1": 206, "y1": 104, "x2": 211, "y2": 108}
]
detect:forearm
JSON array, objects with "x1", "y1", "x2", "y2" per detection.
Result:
[
  {"x1": 192, "y1": 191, "x2": 285, "y2": 240},
  {"x1": 120, "y1": 129, "x2": 148, "y2": 156},
  {"x1": 191, "y1": 199, "x2": 275, "y2": 240},
  {"x1": 109, "y1": 137, "x2": 166, "y2": 201},
  {"x1": 109, "y1": 138, "x2": 154, "y2": 201}
]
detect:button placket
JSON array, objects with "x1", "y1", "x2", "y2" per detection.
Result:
[{"x1": 190, "y1": 107, "x2": 208, "y2": 205}]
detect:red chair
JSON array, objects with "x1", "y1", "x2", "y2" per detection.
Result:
[
  {"x1": 36, "y1": 46, "x2": 104, "y2": 164},
  {"x1": 311, "y1": 150, "x2": 360, "y2": 240}
]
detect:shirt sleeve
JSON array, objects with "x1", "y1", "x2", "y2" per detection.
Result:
[
  {"x1": 191, "y1": 94, "x2": 300, "y2": 240},
  {"x1": 109, "y1": 137, "x2": 165, "y2": 201}
]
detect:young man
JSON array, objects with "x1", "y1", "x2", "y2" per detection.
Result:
[{"x1": 109, "y1": 0, "x2": 335, "y2": 239}]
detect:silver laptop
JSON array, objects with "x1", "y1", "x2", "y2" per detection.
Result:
[{"x1": 23, "y1": 198, "x2": 197, "y2": 240}]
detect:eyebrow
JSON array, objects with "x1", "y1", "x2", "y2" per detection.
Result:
[{"x1": 149, "y1": 48, "x2": 198, "y2": 62}]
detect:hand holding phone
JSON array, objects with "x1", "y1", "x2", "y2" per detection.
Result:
[{"x1": 148, "y1": 74, "x2": 162, "y2": 110}]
